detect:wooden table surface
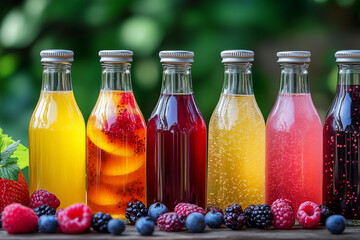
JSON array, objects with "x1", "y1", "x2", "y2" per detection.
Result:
[{"x1": 1, "y1": 226, "x2": 359, "y2": 240}]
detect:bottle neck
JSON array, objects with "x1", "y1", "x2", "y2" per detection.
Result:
[
  {"x1": 222, "y1": 63, "x2": 253, "y2": 95},
  {"x1": 279, "y1": 63, "x2": 310, "y2": 94},
  {"x1": 101, "y1": 63, "x2": 132, "y2": 91},
  {"x1": 337, "y1": 64, "x2": 360, "y2": 88},
  {"x1": 161, "y1": 64, "x2": 193, "y2": 94},
  {"x1": 41, "y1": 62, "x2": 72, "y2": 91}
]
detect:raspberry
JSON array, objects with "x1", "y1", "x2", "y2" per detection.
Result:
[
  {"x1": 271, "y1": 199, "x2": 295, "y2": 229},
  {"x1": 206, "y1": 206, "x2": 223, "y2": 215},
  {"x1": 157, "y1": 212, "x2": 185, "y2": 231},
  {"x1": 272, "y1": 198, "x2": 294, "y2": 209},
  {"x1": 57, "y1": 203, "x2": 92, "y2": 234},
  {"x1": 2, "y1": 203, "x2": 38, "y2": 234},
  {"x1": 297, "y1": 201, "x2": 321, "y2": 229},
  {"x1": 224, "y1": 203, "x2": 246, "y2": 230},
  {"x1": 30, "y1": 189, "x2": 60, "y2": 210},
  {"x1": 175, "y1": 203, "x2": 205, "y2": 217}
]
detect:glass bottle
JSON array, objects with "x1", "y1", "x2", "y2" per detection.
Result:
[
  {"x1": 147, "y1": 51, "x2": 207, "y2": 210},
  {"x1": 266, "y1": 51, "x2": 322, "y2": 210},
  {"x1": 207, "y1": 50, "x2": 265, "y2": 210},
  {"x1": 86, "y1": 50, "x2": 146, "y2": 219},
  {"x1": 29, "y1": 50, "x2": 86, "y2": 208},
  {"x1": 323, "y1": 50, "x2": 360, "y2": 220}
]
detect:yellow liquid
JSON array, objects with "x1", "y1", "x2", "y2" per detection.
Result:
[
  {"x1": 207, "y1": 94, "x2": 265, "y2": 210},
  {"x1": 29, "y1": 91, "x2": 86, "y2": 208}
]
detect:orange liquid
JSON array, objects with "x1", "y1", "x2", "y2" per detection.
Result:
[{"x1": 86, "y1": 90, "x2": 146, "y2": 219}]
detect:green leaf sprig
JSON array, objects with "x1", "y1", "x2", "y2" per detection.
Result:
[{"x1": 0, "y1": 141, "x2": 20, "y2": 181}]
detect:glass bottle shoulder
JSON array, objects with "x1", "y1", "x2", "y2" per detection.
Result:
[
  {"x1": 266, "y1": 93, "x2": 322, "y2": 131},
  {"x1": 29, "y1": 90, "x2": 84, "y2": 129},
  {"x1": 88, "y1": 90, "x2": 146, "y2": 131},
  {"x1": 209, "y1": 93, "x2": 265, "y2": 130},
  {"x1": 147, "y1": 93, "x2": 206, "y2": 131},
  {"x1": 324, "y1": 87, "x2": 360, "y2": 131}
]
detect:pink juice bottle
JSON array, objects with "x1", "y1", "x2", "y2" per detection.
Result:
[{"x1": 266, "y1": 51, "x2": 322, "y2": 210}]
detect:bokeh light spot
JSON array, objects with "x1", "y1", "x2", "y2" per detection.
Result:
[
  {"x1": 0, "y1": 54, "x2": 18, "y2": 78},
  {"x1": 134, "y1": 59, "x2": 160, "y2": 89},
  {"x1": 119, "y1": 17, "x2": 163, "y2": 56}
]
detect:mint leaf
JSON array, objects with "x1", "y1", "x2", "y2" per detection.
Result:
[
  {"x1": 14, "y1": 144, "x2": 29, "y2": 170},
  {"x1": 0, "y1": 163, "x2": 19, "y2": 181},
  {"x1": 1, "y1": 141, "x2": 19, "y2": 163},
  {"x1": 0, "y1": 128, "x2": 29, "y2": 170},
  {"x1": 0, "y1": 128, "x2": 15, "y2": 153}
]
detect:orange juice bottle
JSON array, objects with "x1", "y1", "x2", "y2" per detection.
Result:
[
  {"x1": 86, "y1": 50, "x2": 146, "y2": 219},
  {"x1": 29, "y1": 50, "x2": 86, "y2": 208}
]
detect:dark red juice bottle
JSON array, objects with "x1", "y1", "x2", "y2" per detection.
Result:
[
  {"x1": 323, "y1": 50, "x2": 360, "y2": 220},
  {"x1": 147, "y1": 51, "x2": 207, "y2": 210}
]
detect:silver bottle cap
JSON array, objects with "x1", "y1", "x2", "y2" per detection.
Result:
[
  {"x1": 335, "y1": 50, "x2": 360, "y2": 63},
  {"x1": 159, "y1": 51, "x2": 194, "y2": 63},
  {"x1": 40, "y1": 50, "x2": 74, "y2": 62},
  {"x1": 221, "y1": 50, "x2": 254, "y2": 63},
  {"x1": 99, "y1": 50, "x2": 133, "y2": 62},
  {"x1": 277, "y1": 51, "x2": 311, "y2": 63}
]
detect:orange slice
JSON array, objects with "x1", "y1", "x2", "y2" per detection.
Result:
[
  {"x1": 87, "y1": 186, "x2": 119, "y2": 206},
  {"x1": 101, "y1": 164, "x2": 146, "y2": 185},
  {"x1": 87, "y1": 119, "x2": 136, "y2": 157},
  {"x1": 101, "y1": 154, "x2": 145, "y2": 176}
]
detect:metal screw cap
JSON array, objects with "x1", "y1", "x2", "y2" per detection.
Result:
[
  {"x1": 277, "y1": 51, "x2": 311, "y2": 63},
  {"x1": 40, "y1": 49, "x2": 74, "y2": 62}
]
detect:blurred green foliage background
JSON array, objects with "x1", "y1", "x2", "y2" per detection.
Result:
[{"x1": 0, "y1": 0, "x2": 359, "y2": 147}]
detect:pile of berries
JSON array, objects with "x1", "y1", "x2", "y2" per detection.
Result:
[{"x1": 0, "y1": 190, "x2": 345, "y2": 236}]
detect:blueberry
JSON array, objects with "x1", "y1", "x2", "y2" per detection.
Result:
[
  {"x1": 326, "y1": 215, "x2": 346, "y2": 234},
  {"x1": 205, "y1": 210, "x2": 223, "y2": 228},
  {"x1": 148, "y1": 202, "x2": 168, "y2": 222},
  {"x1": 38, "y1": 215, "x2": 58, "y2": 233},
  {"x1": 107, "y1": 219, "x2": 126, "y2": 235},
  {"x1": 186, "y1": 212, "x2": 206, "y2": 233},
  {"x1": 135, "y1": 217, "x2": 155, "y2": 236}
]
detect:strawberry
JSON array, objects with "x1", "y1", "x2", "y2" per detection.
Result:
[{"x1": 0, "y1": 141, "x2": 30, "y2": 212}]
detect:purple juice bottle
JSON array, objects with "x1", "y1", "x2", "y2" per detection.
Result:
[{"x1": 324, "y1": 50, "x2": 360, "y2": 220}]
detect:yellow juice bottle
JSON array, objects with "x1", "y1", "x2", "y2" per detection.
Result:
[
  {"x1": 29, "y1": 50, "x2": 86, "y2": 208},
  {"x1": 207, "y1": 50, "x2": 265, "y2": 210}
]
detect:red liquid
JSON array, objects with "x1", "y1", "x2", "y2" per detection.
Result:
[
  {"x1": 146, "y1": 94, "x2": 207, "y2": 210},
  {"x1": 323, "y1": 85, "x2": 360, "y2": 219}
]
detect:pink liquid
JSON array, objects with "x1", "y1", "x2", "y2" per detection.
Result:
[{"x1": 266, "y1": 94, "x2": 322, "y2": 210}]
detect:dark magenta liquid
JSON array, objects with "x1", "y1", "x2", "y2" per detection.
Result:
[
  {"x1": 323, "y1": 85, "x2": 360, "y2": 219},
  {"x1": 146, "y1": 94, "x2": 207, "y2": 210}
]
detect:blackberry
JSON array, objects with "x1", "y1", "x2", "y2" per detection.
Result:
[
  {"x1": 224, "y1": 203, "x2": 246, "y2": 230},
  {"x1": 125, "y1": 201, "x2": 148, "y2": 224},
  {"x1": 244, "y1": 204, "x2": 273, "y2": 229},
  {"x1": 244, "y1": 204, "x2": 256, "y2": 228},
  {"x1": 320, "y1": 204, "x2": 331, "y2": 224},
  {"x1": 91, "y1": 212, "x2": 112, "y2": 233},
  {"x1": 33, "y1": 205, "x2": 56, "y2": 217}
]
